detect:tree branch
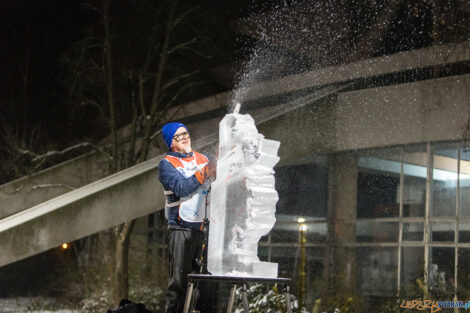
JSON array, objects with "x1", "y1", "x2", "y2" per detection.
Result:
[
  {"x1": 157, "y1": 80, "x2": 205, "y2": 117},
  {"x1": 102, "y1": 0, "x2": 119, "y2": 171},
  {"x1": 120, "y1": 220, "x2": 135, "y2": 244},
  {"x1": 171, "y1": 6, "x2": 198, "y2": 30},
  {"x1": 149, "y1": 128, "x2": 162, "y2": 141},
  {"x1": 160, "y1": 70, "x2": 199, "y2": 94},
  {"x1": 177, "y1": 45, "x2": 212, "y2": 59},
  {"x1": 149, "y1": 101, "x2": 184, "y2": 141},
  {"x1": 150, "y1": 81, "x2": 205, "y2": 141},
  {"x1": 128, "y1": 71, "x2": 138, "y2": 166},
  {"x1": 31, "y1": 183, "x2": 75, "y2": 191},
  {"x1": 0, "y1": 185, "x2": 23, "y2": 195},
  {"x1": 79, "y1": 100, "x2": 111, "y2": 126},
  {"x1": 18, "y1": 142, "x2": 114, "y2": 163},
  {"x1": 167, "y1": 36, "x2": 200, "y2": 55},
  {"x1": 143, "y1": 4, "x2": 164, "y2": 73},
  {"x1": 114, "y1": 224, "x2": 124, "y2": 237},
  {"x1": 138, "y1": 72, "x2": 147, "y2": 117},
  {"x1": 139, "y1": 0, "x2": 178, "y2": 163}
]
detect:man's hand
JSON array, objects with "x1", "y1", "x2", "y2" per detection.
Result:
[
  {"x1": 206, "y1": 160, "x2": 217, "y2": 178},
  {"x1": 195, "y1": 161, "x2": 217, "y2": 184}
]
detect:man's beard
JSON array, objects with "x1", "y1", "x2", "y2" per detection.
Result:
[{"x1": 184, "y1": 146, "x2": 191, "y2": 154}]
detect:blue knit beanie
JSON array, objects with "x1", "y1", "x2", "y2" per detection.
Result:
[{"x1": 162, "y1": 122, "x2": 187, "y2": 150}]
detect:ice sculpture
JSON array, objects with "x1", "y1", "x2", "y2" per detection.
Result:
[{"x1": 207, "y1": 108, "x2": 280, "y2": 278}]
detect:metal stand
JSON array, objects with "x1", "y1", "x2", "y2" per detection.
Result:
[{"x1": 182, "y1": 274, "x2": 292, "y2": 313}]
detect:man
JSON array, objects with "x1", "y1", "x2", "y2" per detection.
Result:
[{"x1": 158, "y1": 122, "x2": 215, "y2": 313}]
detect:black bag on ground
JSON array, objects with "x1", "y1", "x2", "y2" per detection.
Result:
[{"x1": 107, "y1": 298, "x2": 151, "y2": 313}]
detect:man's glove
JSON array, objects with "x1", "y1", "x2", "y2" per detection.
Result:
[{"x1": 195, "y1": 161, "x2": 216, "y2": 184}]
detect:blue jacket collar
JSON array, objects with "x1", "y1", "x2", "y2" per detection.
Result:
[{"x1": 167, "y1": 150, "x2": 193, "y2": 159}]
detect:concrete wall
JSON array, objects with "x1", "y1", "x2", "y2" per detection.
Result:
[
  {"x1": 0, "y1": 153, "x2": 110, "y2": 220},
  {"x1": 241, "y1": 73, "x2": 470, "y2": 168},
  {"x1": 0, "y1": 160, "x2": 165, "y2": 267},
  {"x1": 243, "y1": 41, "x2": 470, "y2": 101},
  {"x1": 336, "y1": 74, "x2": 470, "y2": 151},
  {"x1": 257, "y1": 95, "x2": 337, "y2": 167}
]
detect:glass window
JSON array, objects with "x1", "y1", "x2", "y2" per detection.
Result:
[
  {"x1": 356, "y1": 247, "x2": 398, "y2": 296},
  {"x1": 401, "y1": 247, "x2": 424, "y2": 292},
  {"x1": 259, "y1": 234, "x2": 269, "y2": 243},
  {"x1": 305, "y1": 222, "x2": 327, "y2": 243},
  {"x1": 271, "y1": 221, "x2": 327, "y2": 243},
  {"x1": 305, "y1": 247, "x2": 325, "y2": 302},
  {"x1": 429, "y1": 247, "x2": 455, "y2": 298},
  {"x1": 459, "y1": 222, "x2": 470, "y2": 243},
  {"x1": 357, "y1": 149, "x2": 401, "y2": 218},
  {"x1": 458, "y1": 248, "x2": 470, "y2": 299},
  {"x1": 460, "y1": 143, "x2": 470, "y2": 217},
  {"x1": 270, "y1": 228, "x2": 298, "y2": 243},
  {"x1": 402, "y1": 222, "x2": 424, "y2": 241},
  {"x1": 403, "y1": 145, "x2": 427, "y2": 217},
  {"x1": 356, "y1": 221, "x2": 398, "y2": 242},
  {"x1": 432, "y1": 143, "x2": 458, "y2": 217},
  {"x1": 269, "y1": 246, "x2": 324, "y2": 295},
  {"x1": 275, "y1": 163, "x2": 327, "y2": 217},
  {"x1": 271, "y1": 247, "x2": 298, "y2": 279},
  {"x1": 258, "y1": 246, "x2": 268, "y2": 259},
  {"x1": 430, "y1": 222, "x2": 455, "y2": 242}
]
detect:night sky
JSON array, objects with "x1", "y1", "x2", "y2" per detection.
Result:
[{"x1": 0, "y1": 1, "x2": 88, "y2": 139}]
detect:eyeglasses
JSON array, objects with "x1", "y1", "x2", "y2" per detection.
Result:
[{"x1": 173, "y1": 131, "x2": 190, "y2": 142}]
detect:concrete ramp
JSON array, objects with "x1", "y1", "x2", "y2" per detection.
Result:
[{"x1": 0, "y1": 155, "x2": 165, "y2": 267}]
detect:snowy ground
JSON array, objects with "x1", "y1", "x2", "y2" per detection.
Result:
[{"x1": 0, "y1": 298, "x2": 77, "y2": 313}]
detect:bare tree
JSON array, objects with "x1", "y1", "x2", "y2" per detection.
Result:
[{"x1": 62, "y1": 0, "x2": 211, "y2": 302}]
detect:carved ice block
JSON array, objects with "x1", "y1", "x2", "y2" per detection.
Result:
[{"x1": 208, "y1": 113, "x2": 280, "y2": 277}]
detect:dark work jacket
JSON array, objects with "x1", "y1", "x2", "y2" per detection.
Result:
[{"x1": 158, "y1": 151, "x2": 208, "y2": 230}]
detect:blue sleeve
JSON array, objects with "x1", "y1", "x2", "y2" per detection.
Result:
[{"x1": 158, "y1": 159, "x2": 202, "y2": 197}]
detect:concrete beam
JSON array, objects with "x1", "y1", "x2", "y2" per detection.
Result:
[
  {"x1": 0, "y1": 152, "x2": 111, "y2": 220},
  {"x1": 0, "y1": 155, "x2": 165, "y2": 267},
  {"x1": 241, "y1": 41, "x2": 470, "y2": 102},
  {"x1": 336, "y1": 73, "x2": 470, "y2": 151}
]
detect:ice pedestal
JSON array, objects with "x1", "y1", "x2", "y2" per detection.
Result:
[{"x1": 208, "y1": 113, "x2": 280, "y2": 277}]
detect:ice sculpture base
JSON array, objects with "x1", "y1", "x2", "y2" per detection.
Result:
[{"x1": 253, "y1": 261, "x2": 278, "y2": 278}]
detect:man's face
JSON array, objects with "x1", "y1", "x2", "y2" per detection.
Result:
[{"x1": 171, "y1": 127, "x2": 191, "y2": 154}]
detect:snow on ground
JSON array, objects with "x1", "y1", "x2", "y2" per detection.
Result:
[{"x1": 0, "y1": 297, "x2": 77, "y2": 313}]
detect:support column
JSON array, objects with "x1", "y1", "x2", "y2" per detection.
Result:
[{"x1": 326, "y1": 154, "x2": 358, "y2": 293}]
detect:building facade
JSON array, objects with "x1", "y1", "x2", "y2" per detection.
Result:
[
  {"x1": 247, "y1": 50, "x2": 470, "y2": 307},
  {"x1": 146, "y1": 41, "x2": 470, "y2": 307}
]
